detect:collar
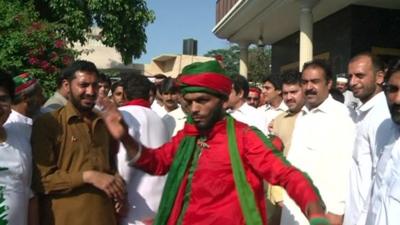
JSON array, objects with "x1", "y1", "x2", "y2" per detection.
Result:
[
  {"x1": 65, "y1": 101, "x2": 101, "y2": 124},
  {"x1": 168, "y1": 106, "x2": 187, "y2": 119},
  {"x1": 228, "y1": 102, "x2": 251, "y2": 114},
  {"x1": 54, "y1": 91, "x2": 68, "y2": 105},
  {"x1": 356, "y1": 91, "x2": 384, "y2": 113},
  {"x1": 10, "y1": 109, "x2": 33, "y2": 125},
  {"x1": 125, "y1": 98, "x2": 151, "y2": 108},
  {"x1": 183, "y1": 116, "x2": 227, "y2": 140},
  {"x1": 265, "y1": 101, "x2": 288, "y2": 111},
  {"x1": 302, "y1": 95, "x2": 336, "y2": 114},
  {"x1": 283, "y1": 110, "x2": 300, "y2": 118}
]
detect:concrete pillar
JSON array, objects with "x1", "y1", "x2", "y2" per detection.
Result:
[
  {"x1": 239, "y1": 42, "x2": 249, "y2": 78},
  {"x1": 299, "y1": 0, "x2": 319, "y2": 71}
]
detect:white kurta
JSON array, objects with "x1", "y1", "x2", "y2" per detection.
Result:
[
  {"x1": 117, "y1": 105, "x2": 169, "y2": 225},
  {"x1": 5, "y1": 110, "x2": 32, "y2": 141},
  {"x1": 162, "y1": 106, "x2": 186, "y2": 139},
  {"x1": 0, "y1": 123, "x2": 32, "y2": 225},
  {"x1": 281, "y1": 95, "x2": 355, "y2": 225},
  {"x1": 344, "y1": 92, "x2": 391, "y2": 225},
  {"x1": 228, "y1": 102, "x2": 269, "y2": 135},
  {"x1": 151, "y1": 101, "x2": 167, "y2": 118},
  {"x1": 365, "y1": 120, "x2": 400, "y2": 225},
  {"x1": 258, "y1": 101, "x2": 288, "y2": 134},
  {"x1": 343, "y1": 90, "x2": 361, "y2": 110}
]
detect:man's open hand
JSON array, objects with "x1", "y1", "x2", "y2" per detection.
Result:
[{"x1": 99, "y1": 98, "x2": 128, "y2": 140}]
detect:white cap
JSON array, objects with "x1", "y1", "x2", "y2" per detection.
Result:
[
  {"x1": 147, "y1": 77, "x2": 156, "y2": 83},
  {"x1": 336, "y1": 77, "x2": 348, "y2": 83}
]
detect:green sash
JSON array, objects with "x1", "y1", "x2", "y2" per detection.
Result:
[{"x1": 154, "y1": 116, "x2": 277, "y2": 225}]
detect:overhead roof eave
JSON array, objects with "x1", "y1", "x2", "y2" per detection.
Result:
[
  {"x1": 213, "y1": 0, "x2": 400, "y2": 45},
  {"x1": 152, "y1": 54, "x2": 177, "y2": 62}
]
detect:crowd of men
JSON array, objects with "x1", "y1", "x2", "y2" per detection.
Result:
[{"x1": 0, "y1": 52, "x2": 399, "y2": 225}]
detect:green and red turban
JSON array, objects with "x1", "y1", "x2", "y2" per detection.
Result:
[
  {"x1": 13, "y1": 73, "x2": 38, "y2": 97},
  {"x1": 178, "y1": 60, "x2": 232, "y2": 97}
]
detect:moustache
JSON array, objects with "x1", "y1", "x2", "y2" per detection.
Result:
[
  {"x1": 84, "y1": 93, "x2": 96, "y2": 97},
  {"x1": 191, "y1": 111, "x2": 199, "y2": 117},
  {"x1": 305, "y1": 90, "x2": 317, "y2": 96},
  {"x1": 83, "y1": 94, "x2": 96, "y2": 100}
]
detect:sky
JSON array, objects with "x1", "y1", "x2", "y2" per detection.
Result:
[{"x1": 135, "y1": 0, "x2": 229, "y2": 64}]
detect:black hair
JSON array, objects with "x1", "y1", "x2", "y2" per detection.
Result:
[
  {"x1": 330, "y1": 88, "x2": 345, "y2": 103},
  {"x1": 159, "y1": 77, "x2": 179, "y2": 94},
  {"x1": 60, "y1": 60, "x2": 99, "y2": 82},
  {"x1": 153, "y1": 74, "x2": 167, "y2": 79},
  {"x1": 56, "y1": 73, "x2": 64, "y2": 89},
  {"x1": 302, "y1": 59, "x2": 333, "y2": 81},
  {"x1": 349, "y1": 52, "x2": 384, "y2": 73},
  {"x1": 149, "y1": 81, "x2": 157, "y2": 95},
  {"x1": 0, "y1": 70, "x2": 15, "y2": 100},
  {"x1": 231, "y1": 74, "x2": 249, "y2": 98},
  {"x1": 98, "y1": 73, "x2": 111, "y2": 86},
  {"x1": 121, "y1": 72, "x2": 152, "y2": 100},
  {"x1": 385, "y1": 58, "x2": 400, "y2": 82},
  {"x1": 263, "y1": 74, "x2": 283, "y2": 90},
  {"x1": 111, "y1": 80, "x2": 124, "y2": 94},
  {"x1": 281, "y1": 71, "x2": 302, "y2": 85}
]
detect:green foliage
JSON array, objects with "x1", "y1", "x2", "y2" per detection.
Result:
[
  {"x1": 1, "y1": 0, "x2": 153, "y2": 96},
  {"x1": 33, "y1": 0, "x2": 155, "y2": 64},
  {"x1": 248, "y1": 46, "x2": 272, "y2": 83},
  {"x1": 0, "y1": 0, "x2": 77, "y2": 97},
  {"x1": 204, "y1": 44, "x2": 272, "y2": 83},
  {"x1": 204, "y1": 45, "x2": 240, "y2": 77}
]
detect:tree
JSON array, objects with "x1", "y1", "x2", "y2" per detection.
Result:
[
  {"x1": 204, "y1": 44, "x2": 240, "y2": 77},
  {"x1": 0, "y1": 0, "x2": 154, "y2": 96},
  {"x1": 248, "y1": 45, "x2": 272, "y2": 83},
  {"x1": 32, "y1": 0, "x2": 155, "y2": 64},
  {"x1": 204, "y1": 44, "x2": 271, "y2": 83},
  {"x1": 0, "y1": 0, "x2": 77, "y2": 97}
]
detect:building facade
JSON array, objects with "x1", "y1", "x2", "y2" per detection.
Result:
[
  {"x1": 272, "y1": 5, "x2": 400, "y2": 75},
  {"x1": 213, "y1": 0, "x2": 400, "y2": 77}
]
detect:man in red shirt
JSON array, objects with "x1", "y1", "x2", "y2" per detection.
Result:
[{"x1": 102, "y1": 60, "x2": 330, "y2": 225}]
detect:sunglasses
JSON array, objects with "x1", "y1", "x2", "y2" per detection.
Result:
[{"x1": 383, "y1": 83, "x2": 400, "y2": 93}]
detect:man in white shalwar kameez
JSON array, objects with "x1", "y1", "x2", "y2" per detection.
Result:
[{"x1": 117, "y1": 73, "x2": 169, "y2": 225}]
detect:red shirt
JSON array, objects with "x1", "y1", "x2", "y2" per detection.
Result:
[{"x1": 135, "y1": 119, "x2": 320, "y2": 225}]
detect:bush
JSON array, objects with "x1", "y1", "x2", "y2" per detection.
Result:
[{"x1": 0, "y1": 1, "x2": 77, "y2": 97}]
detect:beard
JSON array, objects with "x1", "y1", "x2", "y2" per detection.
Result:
[
  {"x1": 69, "y1": 93, "x2": 96, "y2": 112},
  {"x1": 195, "y1": 102, "x2": 225, "y2": 132},
  {"x1": 389, "y1": 103, "x2": 400, "y2": 125}
]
